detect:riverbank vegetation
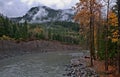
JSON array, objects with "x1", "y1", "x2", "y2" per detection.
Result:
[{"x1": 74, "y1": 0, "x2": 120, "y2": 76}]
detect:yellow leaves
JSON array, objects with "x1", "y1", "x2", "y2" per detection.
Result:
[
  {"x1": 33, "y1": 27, "x2": 43, "y2": 34},
  {"x1": 112, "y1": 30, "x2": 118, "y2": 37},
  {"x1": 29, "y1": 27, "x2": 43, "y2": 35},
  {"x1": 111, "y1": 30, "x2": 118, "y2": 43},
  {"x1": 107, "y1": 11, "x2": 118, "y2": 43},
  {"x1": 0, "y1": 35, "x2": 14, "y2": 40},
  {"x1": 112, "y1": 38, "x2": 118, "y2": 43},
  {"x1": 108, "y1": 11, "x2": 118, "y2": 26}
]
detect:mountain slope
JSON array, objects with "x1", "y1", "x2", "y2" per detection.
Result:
[{"x1": 12, "y1": 6, "x2": 75, "y2": 23}]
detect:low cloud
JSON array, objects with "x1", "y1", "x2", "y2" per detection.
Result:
[{"x1": 0, "y1": 0, "x2": 79, "y2": 17}]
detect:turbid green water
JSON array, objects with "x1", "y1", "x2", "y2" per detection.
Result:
[{"x1": 0, "y1": 51, "x2": 86, "y2": 77}]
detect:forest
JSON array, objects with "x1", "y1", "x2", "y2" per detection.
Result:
[
  {"x1": 74, "y1": 0, "x2": 120, "y2": 75},
  {"x1": 0, "y1": 15, "x2": 82, "y2": 45}
]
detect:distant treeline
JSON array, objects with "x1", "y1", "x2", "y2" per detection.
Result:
[{"x1": 0, "y1": 14, "x2": 85, "y2": 45}]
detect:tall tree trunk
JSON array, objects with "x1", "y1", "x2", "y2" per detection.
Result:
[
  {"x1": 90, "y1": 0, "x2": 94, "y2": 66},
  {"x1": 97, "y1": 12, "x2": 101, "y2": 59},
  {"x1": 117, "y1": 0, "x2": 120, "y2": 73},
  {"x1": 92, "y1": 15, "x2": 96, "y2": 60},
  {"x1": 105, "y1": 0, "x2": 110, "y2": 71}
]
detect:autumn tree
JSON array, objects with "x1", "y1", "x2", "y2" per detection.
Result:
[{"x1": 74, "y1": 0, "x2": 102, "y2": 66}]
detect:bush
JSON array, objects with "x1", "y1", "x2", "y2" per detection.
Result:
[{"x1": 0, "y1": 35, "x2": 14, "y2": 40}]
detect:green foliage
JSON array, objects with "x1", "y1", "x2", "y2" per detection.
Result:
[
  {"x1": 51, "y1": 21, "x2": 80, "y2": 32},
  {"x1": 97, "y1": 26, "x2": 117, "y2": 60},
  {"x1": 107, "y1": 40, "x2": 117, "y2": 58},
  {"x1": 36, "y1": 33, "x2": 45, "y2": 39},
  {"x1": 98, "y1": 39, "x2": 117, "y2": 60},
  {"x1": 97, "y1": 41, "x2": 106, "y2": 60},
  {"x1": 0, "y1": 14, "x2": 84, "y2": 45}
]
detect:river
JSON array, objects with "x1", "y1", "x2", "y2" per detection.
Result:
[{"x1": 0, "y1": 51, "x2": 88, "y2": 77}]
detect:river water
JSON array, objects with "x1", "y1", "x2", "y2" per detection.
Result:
[{"x1": 0, "y1": 51, "x2": 87, "y2": 77}]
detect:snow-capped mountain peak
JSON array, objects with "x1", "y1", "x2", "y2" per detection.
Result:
[{"x1": 12, "y1": 5, "x2": 75, "y2": 23}]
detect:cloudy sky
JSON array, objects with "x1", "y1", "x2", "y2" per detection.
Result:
[{"x1": 0, "y1": 0, "x2": 79, "y2": 17}]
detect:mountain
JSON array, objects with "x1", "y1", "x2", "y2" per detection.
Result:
[{"x1": 11, "y1": 6, "x2": 75, "y2": 23}]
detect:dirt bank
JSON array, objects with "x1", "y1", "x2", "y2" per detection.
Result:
[{"x1": 0, "y1": 40, "x2": 81, "y2": 60}]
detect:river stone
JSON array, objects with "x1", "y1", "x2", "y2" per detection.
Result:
[
  {"x1": 64, "y1": 58, "x2": 99, "y2": 77},
  {"x1": 71, "y1": 59, "x2": 80, "y2": 66}
]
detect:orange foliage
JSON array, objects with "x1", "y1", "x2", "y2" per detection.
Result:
[
  {"x1": 108, "y1": 11, "x2": 118, "y2": 42},
  {"x1": 74, "y1": 0, "x2": 103, "y2": 47},
  {"x1": 74, "y1": 0, "x2": 102, "y2": 30},
  {"x1": 108, "y1": 11, "x2": 118, "y2": 26}
]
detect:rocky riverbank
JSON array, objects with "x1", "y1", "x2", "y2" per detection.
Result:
[
  {"x1": 63, "y1": 58, "x2": 99, "y2": 77},
  {"x1": 0, "y1": 40, "x2": 81, "y2": 60}
]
